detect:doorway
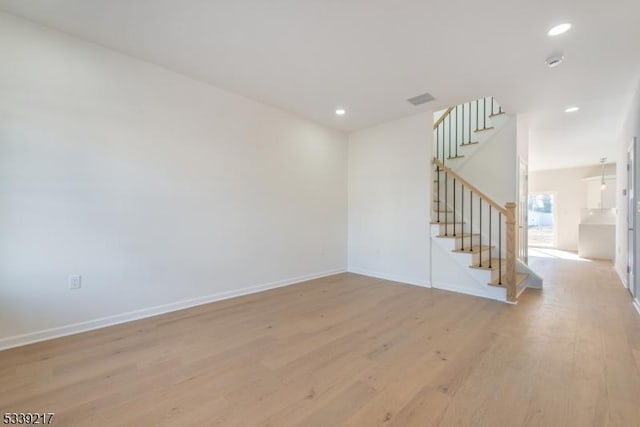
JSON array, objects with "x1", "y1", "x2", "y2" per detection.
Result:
[
  {"x1": 518, "y1": 158, "x2": 529, "y2": 262},
  {"x1": 528, "y1": 192, "x2": 556, "y2": 247}
]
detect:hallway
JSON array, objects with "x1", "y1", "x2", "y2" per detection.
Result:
[{"x1": 517, "y1": 248, "x2": 640, "y2": 425}]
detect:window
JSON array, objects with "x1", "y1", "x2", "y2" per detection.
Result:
[{"x1": 528, "y1": 192, "x2": 556, "y2": 247}]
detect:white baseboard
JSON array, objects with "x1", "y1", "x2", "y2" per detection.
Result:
[
  {"x1": 633, "y1": 298, "x2": 640, "y2": 316},
  {"x1": 431, "y1": 281, "x2": 509, "y2": 303},
  {"x1": 0, "y1": 268, "x2": 347, "y2": 352},
  {"x1": 615, "y1": 264, "x2": 628, "y2": 288},
  {"x1": 347, "y1": 267, "x2": 430, "y2": 288},
  {"x1": 516, "y1": 284, "x2": 528, "y2": 298}
]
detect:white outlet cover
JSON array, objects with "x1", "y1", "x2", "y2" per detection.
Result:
[{"x1": 69, "y1": 275, "x2": 82, "y2": 289}]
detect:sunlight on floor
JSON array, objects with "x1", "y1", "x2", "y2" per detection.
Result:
[
  {"x1": 529, "y1": 247, "x2": 592, "y2": 262},
  {"x1": 528, "y1": 225, "x2": 554, "y2": 247}
]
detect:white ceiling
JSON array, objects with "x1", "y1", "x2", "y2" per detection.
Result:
[{"x1": 1, "y1": 0, "x2": 639, "y2": 170}]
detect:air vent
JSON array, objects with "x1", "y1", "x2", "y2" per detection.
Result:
[{"x1": 407, "y1": 92, "x2": 435, "y2": 106}]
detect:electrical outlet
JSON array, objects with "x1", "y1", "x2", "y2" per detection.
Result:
[{"x1": 69, "y1": 275, "x2": 82, "y2": 290}]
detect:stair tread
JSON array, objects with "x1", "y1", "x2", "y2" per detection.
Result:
[
  {"x1": 452, "y1": 245, "x2": 494, "y2": 254},
  {"x1": 430, "y1": 221, "x2": 464, "y2": 224},
  {"x1": 488, "y1": 273, "x2": 528, "y2": 287},
  {"x1": 489, "y1": 112, "x2": 506, "y2": 118},
  {"x1": 447, "y1": 155, "x2": 464, "y2": 160},
  {"x1": 436, "y1": 233, "x2": 480, "y2": 239},
  {"x1": 474, "y1": 126, "x2": 495, "y2": 133},
  {"x1": 469, "y1": 259, "x2": 507, "y2": 270},
  {"x1": 460, "y1": 141, "x2": 479, "y2": 146}
]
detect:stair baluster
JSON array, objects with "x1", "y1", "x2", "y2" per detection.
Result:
[
  {"x1": 479, "y1": 199, "x2": 482, "y2": 267},
  {"x1": 444, "y1": 171, "x2": 448, "y2": 236},
  {"x1": 483, "y1": 98, "x2": 487, "y2": 130},
  {"x1": 468, "y1": 101, "x2": 472, "y2": 144},
  {"x1": 499, "y1": 212, "x2": 502, "y2": 284},
  {"x1": 455, "y1": 106, "x2": 458, "y2": 157},
  {"x1": 453, "y1": 178, "x2": 457, "y2": 237},
  {"x1": 469, "y1": 190, "x2": 473, "y2": 250},
  {"x1": 436, "y1": 123, "x2": 439, "y2": 161},
  {"x1": 475, "y1": 100, "x2": 479, "y2": 132},
  {"x1": 489, "y1": 205, "x2": 492, "y2": 268},
  {"x1": 448, "y1": 114, "x2": 451, "y2": 159},
  {"x1": 461, "y1": 103, "x2": 466, "y2": 145},
  {"x1": 461, "y1": 184, "x2": 465, "y2": 251},
  {"x1": 437, "y1": 165, "x2": 440, "y2": 223}
]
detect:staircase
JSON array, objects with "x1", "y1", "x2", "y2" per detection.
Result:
[{"x1": 430, "y1": 97, "x2": 528, "y2": 303}]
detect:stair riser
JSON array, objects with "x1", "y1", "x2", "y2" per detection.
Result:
[
  {"x1": 434, "y1": 223, "x2": 466, "y2": 235},
  {"x1": 472, "y1": 250, "x2": 496, "y2": 264},
  {"x1": 432, "y1": 201, "x2": 443, "y2": 210},
  {"x1": 452, "y1": 236, "x2": 478, "y2": 250},
  {"x1": 490, "y1": 268, "x2": 508, "y2": 283},
  {"x1": 482, "y1": 264, "x2": 507, "y2": 283},
  {"x1": 432, "y1": 212, "x2": 457, "y2": 222},
  {"x1": 470, "y1": 265, "x2": 507, "y2": 283},
  {"x1": 432, "y1": 206, "x2": 448, "y2": 215}
]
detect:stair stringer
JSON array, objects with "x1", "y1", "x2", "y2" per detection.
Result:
[
  {"x1": 517, "y1": 260, "x2": 543, "y2": 291},
  {"x1": 430, "y1": 225, "x2": 507, "y2": 302}
]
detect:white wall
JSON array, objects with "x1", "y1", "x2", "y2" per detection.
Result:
[
  {"x1": 0, "y1": 12, "x2": 348, "y2": 347},
  {"x1": 529, "y1": 164, "x2": 616, "y2": 252},
  {"x1": 517, "y1": 115, "x2": 530, "y2": 165},
  {"x1": 347, "y1": 113, "x2": 431, "y2": 286},
  {"x1": 455, "y1": 116, "x2": 518, "y2": 205}
]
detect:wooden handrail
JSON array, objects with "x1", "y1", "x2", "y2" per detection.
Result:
[
  {"x1": 433, "y1": 107, "x2": 455, "y2": 130},
  {"x1": 432, "y1": 158, "x2": 507, "y2": 215}
]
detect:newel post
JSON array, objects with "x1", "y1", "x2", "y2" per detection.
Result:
[{"x1": 505, "y1": 202, "x2": 517, "y2": 303}]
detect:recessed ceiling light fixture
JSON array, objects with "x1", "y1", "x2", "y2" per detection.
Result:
[
  {"x1": 548, "y1": 23, "x2": 572, "y2": 36},
  {"x1": 564, "y1": 106, "x2": 580, "y2": 113},
  {"x1": 335, "y1": 108, "x2": 346, "y2": 116}
]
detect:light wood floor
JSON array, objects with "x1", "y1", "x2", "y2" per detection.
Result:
[{"x1": 1, "y1": 254, "x2": 639, "y2": 426}]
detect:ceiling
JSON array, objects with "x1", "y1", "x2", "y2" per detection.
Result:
[{"x1": 1, "y1": 0, "x2": 639, "y2": 170}]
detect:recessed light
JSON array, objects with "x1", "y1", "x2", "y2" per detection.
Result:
[
  {"x1": 564, "y1": 106, "x2": 580, "y2": 113},
  {"x1": 548, "y1": 23, "x2": 572, "y2": 36},
  {"x1": 335, "y1": 108, "x2": 346, "y2": 116}
]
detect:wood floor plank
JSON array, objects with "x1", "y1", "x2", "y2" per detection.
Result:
[{"x1": 0, "y1": 254, "x2": 639, "y2": 426}]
